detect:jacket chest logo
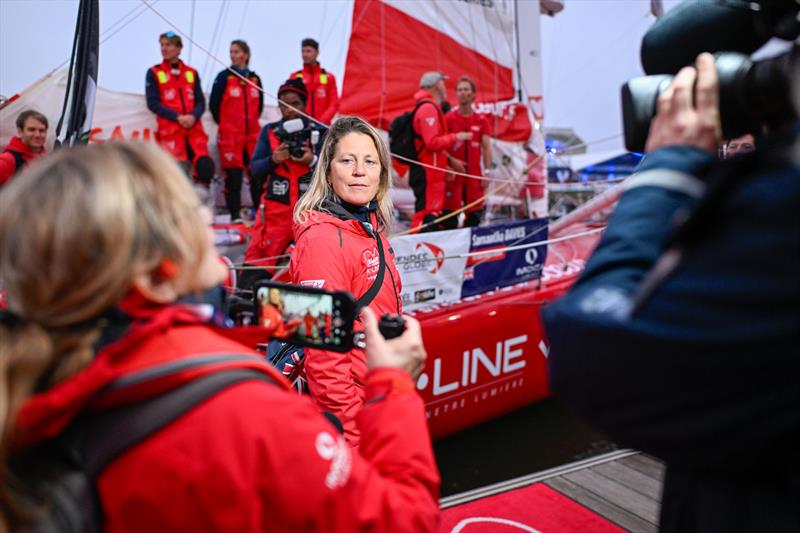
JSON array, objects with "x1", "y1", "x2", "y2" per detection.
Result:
[
  {"x1": 363, "y1": 247, "x2": 380, "y2": 277},
  {"x1": 316, "y1": 87, "x2": 327, "y2": 98},
  {"x1": 426, "y1": 117, "x2": 436, "y2": 127},
  {"x1": 229, "y1": 87, "x2": 242, "y2": 98},
  {"x1": 164, "y1": 88, "x2": 177, "y2": 101}
]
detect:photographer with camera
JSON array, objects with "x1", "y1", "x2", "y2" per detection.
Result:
[
  {"x1": 544, "y1": 30, "x2": 800, "y2": 533},
  {"x1": 242, "y1": 78, "x2": 324, "y2": 280},
  {"x1": 0, "y1": 142, "x2": 439, "y2": 532}
]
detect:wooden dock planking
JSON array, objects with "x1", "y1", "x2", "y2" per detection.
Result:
[
  {"x1": 441, "y1": 450, "x2": 667, "y2": 532},
  {"x1": 545, "y1": 475, "x2": 657, "y2": 533}
]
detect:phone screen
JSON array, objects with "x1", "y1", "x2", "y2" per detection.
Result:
[{"x1": 254, "y1": 281, "x2": 355, "y2": 352}]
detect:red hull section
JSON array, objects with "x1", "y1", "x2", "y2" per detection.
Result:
[{"x1": 413, "y1": 226, "x2": 600, "y2": 438}]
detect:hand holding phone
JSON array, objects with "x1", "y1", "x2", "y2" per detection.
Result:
[{"x1": 362, "y1": 308, "x2": 426, "y2": 379}]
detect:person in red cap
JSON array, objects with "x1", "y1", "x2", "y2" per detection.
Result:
[
  {"x1": 409, "y1": 71, "x2": 473, "y2": 232},
  {"x1": 0, "y1": 110, "x2": 48, "y2": 186},
  {"x1": 145, "y1": 31, "x2": 214, "y2": 185},
  {"x1": 241, "y1": 78, "x2": 324, "y2": 285},
  {"x1": 290, "y1": 38, "x2": 339, "y2": 125},
  {"x1": 444, "y1": 76, "x2": 492, "y2": 228},
  {"x1": 209, "y1": 40, "x2": 264, "y2": 219}
]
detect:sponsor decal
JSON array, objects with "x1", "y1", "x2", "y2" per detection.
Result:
[
  {"x1": 300, "y1": 279, "x2": 325, "y2": 288},
  {"x1": 271, "y1": 179, "x2": 289, "y2": 197},
  {"x1": 414, "y1": 288, "x2": 436, "y2": 303},
  {"x1": 418, "y1": 334, "x2": 532, "y2": 418},
  {"x1": 463, "y1": 220, "x2": 548, "y2": 298}
]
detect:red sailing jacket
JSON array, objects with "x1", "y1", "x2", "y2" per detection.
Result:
[
  {"x1": 445, "y1": 109, "x2": 489, "y2": 177},
  {"x1": 12, "y1": 305, "x2": 438, "y2": 533},
  {"x1": 290, "y1": 210, "x2": 402, "y2": 446},
  {"x1": 413, "y1": 90, "x2": 457, "y2": 185},
  {"x1": 0, "y1": 136, "x2": 46, "y2": 186},
  {"x1": 217, "y1": 71, "x2": 262, "y2": 143},
  {"x1": 149, "y1": 60, "x2": 207, "y2": 141},
  {"x1": 291, "y1": 63, "x2": 339, "y2": 125}
]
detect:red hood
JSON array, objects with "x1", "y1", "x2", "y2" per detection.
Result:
[
  {"x1": 293, "y1": 209, "x2": 379, "y2": 242},
  {"x1": 5, "y1": 136, "x2": 45, "y2": 158},
  {"x1": 12, "y1": 305, "x2": 286, "y2": 451}
]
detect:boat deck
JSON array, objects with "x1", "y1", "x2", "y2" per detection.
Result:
[{"x1": 441, "y1": 449, "x2": 665, "y2": 532}]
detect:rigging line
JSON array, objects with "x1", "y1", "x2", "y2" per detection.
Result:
[
  {"x1": 319, "y1": 0, "x2": 328, "y2": 41},
  {"x1": 480, "y1": 3, "x2": 501, "y2": 102},
  {"x1": 543, "y1": 8, "x2": 558, "y2": 106},
  {"x1": 237, "y1": 0, "x2": 250, "y2": 36},
  {"x1": 325, "y1": 1, "x2": 350, "y2": 49},
  {"x1": 201, "y1": 0, "x2": 227, "y2": 90},
  {"x1": 48, "y1": 1, "x2": 157, "y2": 74},
  {"x1": 391, "y1": 150, "x2": 545, "y2": 237},
  {"x1": 189, "y1": 0, "x2": 196, "y2": 64},
  {"x1": 332, "y1": 2, "x2": 353, "y2": 72},
  {"x1": 139, "y1": 1, "x2": 620, "y2": 188},
  {"x1": 514, "y1": 0, "x2": 522, "y2": 101}
]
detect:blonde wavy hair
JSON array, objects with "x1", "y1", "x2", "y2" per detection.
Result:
[
  {"x1": 0, "y1": 142, "x2": 210, "y2": 529},
  {"x1": 294, "y1": 116, "x2": 393, "y2": 232}
]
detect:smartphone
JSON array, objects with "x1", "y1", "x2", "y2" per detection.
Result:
[{"x1": 253, "y1": 280, "x2": 356, "y2": 353}]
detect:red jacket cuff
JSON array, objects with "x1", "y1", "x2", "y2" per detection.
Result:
[{"x1": 364, "y1": 368, "x2": 416, "y2": 404}]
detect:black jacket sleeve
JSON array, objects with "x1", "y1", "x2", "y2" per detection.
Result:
[
  {"x1": 209, "y1": 71, "x2": 227, "y2": 124},
  {"x1": 192, "y1": 74, "x2": 206, "y2": 119}
]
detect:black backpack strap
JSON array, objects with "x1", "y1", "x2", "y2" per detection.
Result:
[
  {"x1": 4, "y1": 148, "x2": 26, "y2": 174},
  {"x1": 83, "y1": 361, "x2": 275, "y2": 478},
  {"x1": 355, "y1": 233, "x2": 386, "y2": 310}
]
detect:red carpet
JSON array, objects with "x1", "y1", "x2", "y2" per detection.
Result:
[{"x1": 439, "y1": 483, "x2": 624, "y2": 532}]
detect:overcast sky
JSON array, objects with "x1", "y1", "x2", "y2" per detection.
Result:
[{"x1": 1, "y1": 0, "x2": 681, "y2": 153}]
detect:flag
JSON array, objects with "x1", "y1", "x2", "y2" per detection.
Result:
[{"x1": 55, "y1": 0, "x2": 99, "y2": 147}]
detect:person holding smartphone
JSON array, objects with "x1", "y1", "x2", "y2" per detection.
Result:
[
  {"x1": 291, "y1": 116, "x2": 404, "y2": 447},
  {"x1": 0, "y1": 142, "x2": 438, "y2": 532}
]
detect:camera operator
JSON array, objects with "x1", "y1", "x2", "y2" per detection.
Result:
[
  {"x1": 242, "y1": 78, "x2": 324, "y2": 281},
  {"x1": 543, "y1": 52, "x2": 799, "y2": 532},
  {"x1": 0, "y1": 142, "x2": 439, "y2": 532}
]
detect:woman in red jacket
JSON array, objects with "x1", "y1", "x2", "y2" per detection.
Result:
[
  {"x1": 0, "y1": 142, "x2": 438, "y2": 532},
  {"x1": 292, "y1": 116, "x2": 403, "y2": 447},
  {"x1": 209, "y1": 40, "x2": 264, "y2": 219}
]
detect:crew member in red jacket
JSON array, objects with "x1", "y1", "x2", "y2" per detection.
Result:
[
  {"x1": 291, "y1": 38, "x2": 339, "y2": 125},
  {"x1": 242, "y1": 78, "x2": 324, "y2": 282},
  {"x1": 292, "y1": 117, "x2": 403, "y2": 446},
  {"x1": 444, "y1": 76, "x2": 493, "y2": 228},
  {"x1": 0, "y1": 141, "x2": 439, "y2": 533},
  {"x1": 0, "y1": 110, "x2": 48, "y2": 186},
  {"x1": 145, "y1": 31, "x2": 214, "y2": 185},
  {"x1": 410, "y1": 71, "x2": 473, "y2": 232},
  {"x1": 209, "y1": 40, "x2": 264, "y2": 218}
]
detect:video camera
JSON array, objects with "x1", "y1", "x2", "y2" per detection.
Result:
[
  {"x1": 275, "y1": 118, "x2": 320, "y2": 158},
  {"x1": 622, "y1": 0, "x2": 800, "y2": 153}
]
